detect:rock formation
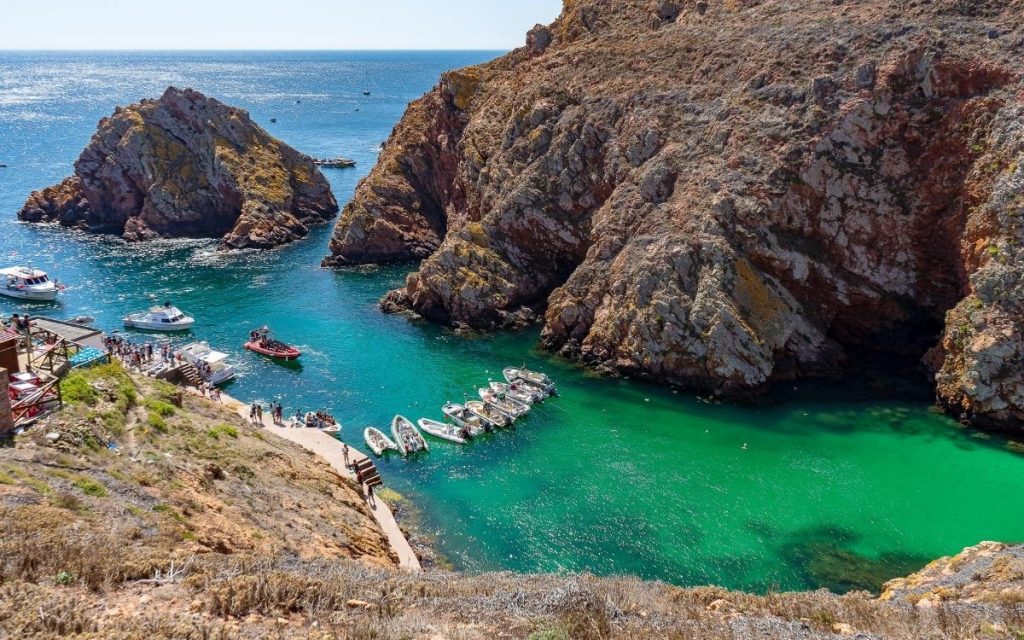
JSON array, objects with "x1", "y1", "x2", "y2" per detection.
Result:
[
  {"x1": 19, "y1": 87, "x2": 338, "y2": 249},
  {"x1": 325, "y1": 0, "x2": 1024, "y2": 431}
]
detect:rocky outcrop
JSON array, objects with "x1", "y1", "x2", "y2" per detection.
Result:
[
  {"x1": 882, "y1": 541, "x2": 1024, "y2": 606},
  {"x1": 19, "y1": 87, "x2": 338, "y2": 249},
  {"x1": 325, "y1": 0, "x2": 1024, "y2": 430}
]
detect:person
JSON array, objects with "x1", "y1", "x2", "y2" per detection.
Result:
[
  {"x1": 249, "y1": 402, "x2": 257, "y2": 423},
  {"x1": 255, "y1": 403, "x2": 263, "y2": 423},
  {"x1": 293, "y1": 409, "x2": 303, "y2": 427},
  {"x1": 342, "y1": 443, "x2": 350, "y2": 468}
]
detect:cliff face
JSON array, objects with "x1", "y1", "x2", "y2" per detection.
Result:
[
  {"x1": 325, "y1": 0, "x2": 1024, "y2": 430},
  {"x1": 19, "y1": 87, "x2": 338, "y2": 249}
]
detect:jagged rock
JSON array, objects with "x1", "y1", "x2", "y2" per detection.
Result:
[
  {"x1": 324, "y1": 0, "x2": 1024, "y2": 431},
  {"x1": 881, "y1": 541, "x2": 1024, "y2": 605},
  {"x1": 526, "y1": 24, "x2": 553, "y2": 54},
  {"x1": 653, "y1": 0, "x2": 682, "y2": 22},
  {"x1": 18, "y1": 87, "x2": 338, "y2": 249}
]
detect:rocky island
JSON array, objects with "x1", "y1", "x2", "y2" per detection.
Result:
[
  {"x1": 19, "y1": 87, "x2": 338, "y2": 249},
  {"x1": 325, "y1": 0, "x2": 1024, "y2": 432}
]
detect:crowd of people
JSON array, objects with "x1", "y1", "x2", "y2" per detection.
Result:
[
  {"x1": 3, "y1": 313, "x2": 32, "y2": 332},
  {"x1": 105, "y1": 334, "x2": 161, "y2": 371}
]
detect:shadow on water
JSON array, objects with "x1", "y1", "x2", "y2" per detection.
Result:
[{"x1": 777, "y1": 524, "x2": 933, "y2": 593}]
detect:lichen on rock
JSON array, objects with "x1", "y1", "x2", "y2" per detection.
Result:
[
  {"x1": 18, "y1": 86, "x2": 338, "y2": 249},
  {"x1": 324, "y1": 0, "x2": 1024, "y2": 431}
]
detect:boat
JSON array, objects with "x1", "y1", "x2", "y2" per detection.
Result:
[
  {"x1": 441, "y1": 402, "x2": 488, "y2": 436},
  {"x1": 391, "y1": 415, "x2": 428, "y2": 456},
  {"x1": 244, "y1": 327, "x2": 301, "y2": 360},
  {"x1": 478, "y1": 387, "x2": 529, "y2": 419},
  {"x1": 312, "y1": 157, "x2": 356, "y2": 169},
  {"x1": 490, "y1": 381, "x2": 542, "y2": 405},
  {"x1": 466, "y1": 400, "x2": 510, "y2": 428},
  {"x1": 123, "y1": 302, "x2": 194, "y2": 331},
  {"x1": 362, "y1": 90, "x2": 371, "y2": 95},
  {"x1": 177, "y1": 342, "x2": 236, "y2": 385},
  {"x1": 364, "y1": 427, "x2": 398, "y2": 456},
  {"x1": 0, "y1": 266, "x2": 59, "y2": 301},
  {"x1": 69, "y1": 315, "x2": 94, "y2": 326},
  {"x1": 305, "y1": 411, "x2": 341, "y2": 433},
  {"x1": 503, "y1": 366, "x2": 556, "y2": 394},
  {"x1": 416, "y1": 418, "x2": 466, "y2": 444}
]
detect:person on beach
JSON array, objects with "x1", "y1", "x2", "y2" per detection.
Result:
[
  {"x1": 255, "y1": 403, "x2": 263, "y2": 423},
  {"x1": 342, "y1": 443, "x2": 350, "y2": 468},
  {"x1": 249, "y1": 402, "x2": 257, "y2": 423}
]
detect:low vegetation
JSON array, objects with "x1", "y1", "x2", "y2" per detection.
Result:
[{"x1": 3, "y1": 364, "x2": 1023, "y2": 638}]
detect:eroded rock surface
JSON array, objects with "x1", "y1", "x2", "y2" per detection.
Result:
[
  {"x1": 325, "y1": 0, "x2": 1024, "y2": 430},
  {"x1": 19, "y1": 87, "x2": 338, "y2": 248}
]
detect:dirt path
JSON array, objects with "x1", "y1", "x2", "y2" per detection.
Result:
[{"x1": 220, "y1": 393, "x2": 421, "y2": 572}]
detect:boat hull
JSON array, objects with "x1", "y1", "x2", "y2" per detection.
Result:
[
  {"x1": 244, "y1": 341, "x2": 301, "y2": 360},
  {"x1": 124, "y1": 318, "x2": 195, "y2": 331},
  {"x1": 417, "y1": 418, "x2": 466, "y2": 444},
  {"x1": 0, "y1": 287, "x2": 57, "y2": 301},
  {"x1": 364, "y1": 427, "x2": 397, "y2": 456},
  {"x1": 391, "y1": 415, "x2": 428, "y2": 456}
]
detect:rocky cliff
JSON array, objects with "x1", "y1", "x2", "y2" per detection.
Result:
[
  {"x1": 19, "y1": 87, "x2": 338, "y2": 249},
  {"x1": 325, "y1": 0, "x2": 1024, "y2": 431}
]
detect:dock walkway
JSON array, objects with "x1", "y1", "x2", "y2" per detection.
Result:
[{"x1": 219, "y1": 393, "x2": 420, "y2": 571}]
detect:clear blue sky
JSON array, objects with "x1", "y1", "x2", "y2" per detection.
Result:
[{"x1": 1, "y1": 0, "x2": 563, "y2": 50}]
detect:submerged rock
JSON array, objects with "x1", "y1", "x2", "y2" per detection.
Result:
[
  {"x1": 19, "y1": 87, "x2": 338, "y2": 249},
  {"x1": 324, "y1": 0, "x2": 1024, "y2": 431}
]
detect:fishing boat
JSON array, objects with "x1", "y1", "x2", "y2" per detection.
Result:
[
  {"x1": 362, "y1": 89, "x2": 371, "y2": 95},
  {"x1": 441, "y1": 402, "x2": 488, "y2": 436},
  {"x1": 417, "y1": 418, "x2": 467, "y2": 444},
  {"x1": 0, "y1": 266, "x2": 60, "y2": 301},
  {"x1": 490, "y1": 380, "x2": 542, "y2": 405},
  {"x1": 364, "y1": 427, "x2": 398, "y2": 456},
  {"x1": 466, "y1": 400, "x2": 510, "y2": 428},
  {"x1": 123, "y1": 302, "x2": 194, "y2": 331},
  {"x1": 305, "y1": 411, "x2": 341, "y2": 433},
  {"x1": 391, "y1": 415, "x2": 428, "y2": 456},
  {"x1": 479, "y1": 387, "x2": 529, "y2": 419},
  {"x1": 503, "y1": 366, "x2": 556, "y2": 394},
  {"x1": 177, "y1": 342, "x2": 236, "y2": 385},
  {"x1": 244, "y1": 327, "x2": 301, "y2": 360}
]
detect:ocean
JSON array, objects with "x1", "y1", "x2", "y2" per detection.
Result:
[{"x1": 2, "y1": 50, "x2": 1023, "y2": 593}]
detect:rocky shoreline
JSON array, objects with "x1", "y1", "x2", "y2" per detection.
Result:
[
  {"x1": 324, "y1": 0, "x2": 1024, "y2": 432},
  {"x1": 19, "y1": 87, "x2": 338, "y2": 249}
]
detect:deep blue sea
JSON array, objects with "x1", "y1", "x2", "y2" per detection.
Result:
[{"x1": 3, "y1": 51, "x2": 1024, "y2": 593}]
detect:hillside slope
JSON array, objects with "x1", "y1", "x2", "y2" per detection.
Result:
[{"x1": 324, "y1": 0, "x2": 1024, "y2": 431}]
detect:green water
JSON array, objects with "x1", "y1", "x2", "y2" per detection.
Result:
[{"x1": 2, "y1": 51, "x2": 1023, "y2": 594}]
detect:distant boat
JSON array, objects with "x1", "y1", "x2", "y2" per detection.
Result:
[
  {"x1": 1, "y1": 266, "x2": 60, "y2": 301},
  {"x1": 270, "y1": 117, "x2": 277, "y2": 123},
  {"x1": 312, "y1": 157, "x2": 356, "y2": 169},
  {"x1": 362, "y1": 90, "x2": 371, "y2": 96},
  {"x1": 123, "y1": 302, "x2": 194, "y2": 331}
]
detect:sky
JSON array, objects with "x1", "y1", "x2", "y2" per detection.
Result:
[{"x1": 0, "y1": 0, "x2": 563, "y2": 50}]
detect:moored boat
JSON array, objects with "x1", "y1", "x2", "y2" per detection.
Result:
[
  {"x1": 441, "y1": 402, "x2": 488, "y2": 436},
  {"x1": 305, "y1": 411, "x2": 341, "y2": 433},
  {"x1": 490, "y1": 380, "x2": 542, "y2": 405},
  {"x1": 312, "y1": 157, "x2": 356, "y2": 168},
  {"x1": 503, "y1": 366, "x2": 556, "y2": 394},
  {"x1": 364, "y1": 427, "x2": 397, "y2": 456},
  {"x1": 1, "y1": 266, "x2": 60, "y2": 301},
  {"x1": 478, "y1": 387, "x2": 529, "y2": 419},
  {"x1": 244, "y1": 327, "x2": 301, "y2": 360},
  {"x1": 466, "y1": 400, "x2": 510, "y2": 428},
  {"x1": 417, "y1": 418, "x2": 467, "y2": 444},
  {"x1": 391, "y1": 415, "x2": 428, "y2": 456},
  {"x1": 124, "y1": 302, "x2": 194, "y2": 331},
  {"x1": 177, "y1": 341, "x2": 236, "y2": 385}
]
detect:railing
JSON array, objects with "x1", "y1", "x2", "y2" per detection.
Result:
[{"x1": 11, "y1": 377, "x2": 62, "y2": 427}]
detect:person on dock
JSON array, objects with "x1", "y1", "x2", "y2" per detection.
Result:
[{"x1": 342, "y1": 443, "x2": 350, "y2": 469}]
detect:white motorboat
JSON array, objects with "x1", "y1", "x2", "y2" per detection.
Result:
[
  {"x1": 503, "y1": 366, "x2": 556, "y2": 394},
  {"x1": 490, "y1": 381, "x2": 542, "y2": 405},
  {"x1": 417, "y1": 418, "x2": 467, "y2": 444},
  {"x1": 0, "y1": 266, "x2": 59, "y2": 301},
  {"x1": 364, "y1": 427, "x2": 397, "y2": 456},
  {"x1": 124, "y1": 303, "x2": 194, "y2": 331},
  {"x1": 391, "y1": 415, "x2": 428, "y2": 456},
  {"x1": 466, "y1": 400, "x2": 510, "y2": 428},
  {"x1": 441, "y1": 402, "x2": 488, "y2": 437},
  {"x1": 177, "y1": 342, "x2": 236, "y2": 385},
  {"x1": 478, "y1": 387, "x2": 529, "y2": 419},
  {"x1": 305, "y1": 411, "x2": 341, "y2": 433}
]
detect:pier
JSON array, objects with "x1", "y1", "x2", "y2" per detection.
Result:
[{"x1": 219, "y1": 393, "x2": 421, "y2": 572}]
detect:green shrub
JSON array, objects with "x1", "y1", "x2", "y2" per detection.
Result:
[
  {"x1": 207, "y1": 424, "x2": 239, "y2": 440},
  {"x1": 72, "y1": 477, "x2": 107, "y2": 497},
  {"x1": 144, "y1": 398, "x2": 177, "y2": 417},
  {"x1": 147, "y1": 412, "x2": 168, "y2": 433},
  {"x1": 54, "y1": 571, "x2": 75, "y2": 586},
  {"x1": 61, "y1": 372, "x2": 98, "y2": 405}
]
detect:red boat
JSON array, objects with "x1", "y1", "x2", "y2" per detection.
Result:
[{"x1": 244, "y1": 328, "x2": 301, "y2": 361}]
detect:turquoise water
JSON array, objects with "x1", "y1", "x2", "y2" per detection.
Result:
[{"x1": 2, "y1": 52, "x2": 1023, "y2": 593}]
